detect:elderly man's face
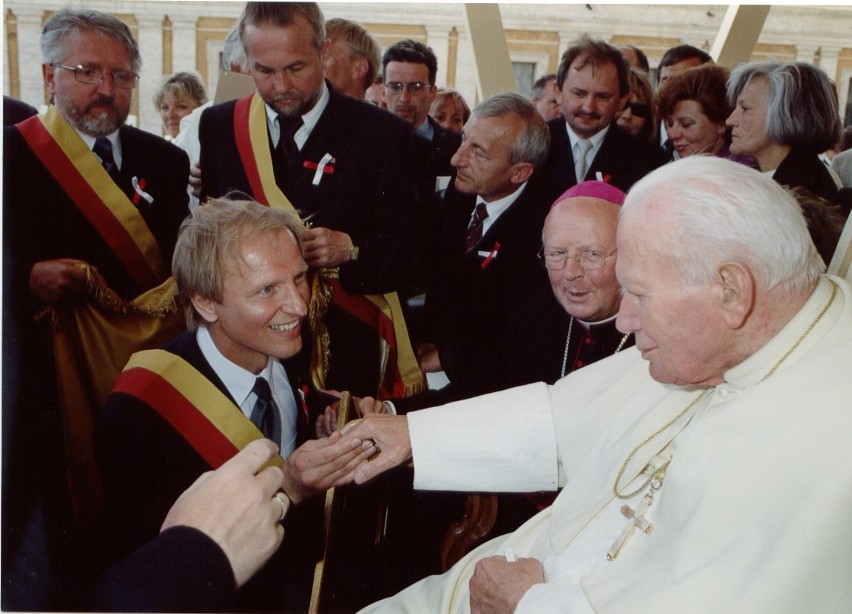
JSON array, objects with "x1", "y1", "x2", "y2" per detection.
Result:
[
  {"x1": 615, "y1": 207, "x2": 731, "y2": 386},
  {"x1": 559, "y1": 57, "x2": 627, "y2": 139},
  {"x1": 44, "y1": 29, "x2": 133, "y2": 136},
  {"x1": 451, "y1": 113, "x2": 527, "y2": 202},
  {"x1": 543, "y1": 197, "x2": 621, "y2": 322},
  {"x1": 243, "y1": 16, "x2": 326, "y2": 118},
  {"x1": 195, "y1": 229, "x2": 310, "y2": 374}
]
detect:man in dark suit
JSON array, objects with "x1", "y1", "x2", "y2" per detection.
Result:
[
  {"x1": 538, "y1": 36, "x2": 667, "y2": 205},
  {"x1": 417, "y1": 92, "x2": 551, "y2": 401},
  {"x1": 95, "y1": 198, "x2": 376, "y2": 612},
  {"x1": 2, "y1": 9, "x2": 189, "y2": 609},
  {"x1": 199, "y1": 2, "x2": 425, "y2": 398},
  {"x1": 382, "y1": 39, "x2": 462, "y2": 181}
]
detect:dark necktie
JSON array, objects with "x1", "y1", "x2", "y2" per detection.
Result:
[
  {"x1": 274, "y1": 116, "x2": 303, "y2": 191},
  {"x1": 93, "y1": 137, "x2": 119, "y2": 180},
  {"x1": 465, "y1": 202, "x2": 489, "y2": 250},
  {"x1": 250, "y1": 377, "x2": 281, "y2": 445}
]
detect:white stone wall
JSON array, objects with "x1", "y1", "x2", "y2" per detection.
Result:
[{"x1": 5, "y1": 2, "x2": 852, "y2": 134}]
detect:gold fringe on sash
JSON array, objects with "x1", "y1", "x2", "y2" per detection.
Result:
[{"x1": 41, "y1": 266, "x2": 185, "y2": 527}]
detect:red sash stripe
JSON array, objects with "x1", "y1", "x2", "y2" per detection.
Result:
[
  {"x1": 234, "y1": 94, "x2": 269, "y2": 205},
  {"x1": 112, "y1": 367, "x2": 240, "y2": 468},
  {"x1": 16, "y1": 115, "x2": 160, "y2": 291}
]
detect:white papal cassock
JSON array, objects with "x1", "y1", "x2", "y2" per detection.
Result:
[{"x1": 362, "y1": 276, "x2": 852, "y2": 613}]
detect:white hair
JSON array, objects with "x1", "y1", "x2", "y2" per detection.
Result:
[{"x1": 621, "y1": 156, "x2": 824, "y2": 295}]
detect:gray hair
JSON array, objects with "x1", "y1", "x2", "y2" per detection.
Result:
[
  {"x1": 727, "y1": 61, "x2": 840, "y2": 152},
  {"x1": 239, "y1": 2, "x2": 325, "y2": 55},
  {"x1": 222, "y1": 25, "x2": 249, "y2": 73},
  {"x1": 621, "y1": 156, "x2": 824, "y2": 296},
  {"x1": 173, "y1": 197, "x2": 305, "y2": 328},
  {"x1": 41, "y1": 7, "x2": 141, "y2": 73},
  {"x1": 325, "y1": 18, "x2": 381, "y2": 90},
  {"x1": 472, "y1": 93, "x2": 551, "y2": 169}
]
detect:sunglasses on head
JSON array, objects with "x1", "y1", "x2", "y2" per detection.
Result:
[{"x1": 624, "y1": 102, "x2": 650, "y2": 118}]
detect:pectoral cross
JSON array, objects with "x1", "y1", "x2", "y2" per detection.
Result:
[{"x1": 606, "y1": 477, "x2": 661, "y2": 561}]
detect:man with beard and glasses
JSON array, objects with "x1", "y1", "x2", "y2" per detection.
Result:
[
  {"x1": 199, "y1": 2, "x2": 425, "y2": 400},
  {"x1": 537, "y1": 36, "x2": 667, "y2": 205},
  {"x1": 2, "y1": 7, "x2": 190, "y2": 609}
]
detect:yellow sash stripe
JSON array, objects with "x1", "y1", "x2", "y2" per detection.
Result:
[
  {"x1": 248, "y1": 93, "x2": 300, "y2": 215},
  {"x1": 124, "y1": 349, "x2": 283, "y2": 467},
  {"x1": 40, "y1": 107, "x2": 167, "y2": 282}
]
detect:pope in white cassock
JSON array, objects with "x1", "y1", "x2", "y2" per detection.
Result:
[{"x1": 343, "y1": 156, "x2": 852, "y2": 613}]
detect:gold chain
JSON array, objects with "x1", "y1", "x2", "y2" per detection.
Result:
[{"x1": 612, "y1": 280, "x2": 837, "y2": 500}]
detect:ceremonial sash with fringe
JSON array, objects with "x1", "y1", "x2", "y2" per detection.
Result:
[
  {"x1": 233, "y1": 93, "x2": 424, "y2": 398},
  {"x1": 113, "y1": 349, "x2": 283, "y2": 470},
  {"x1": 16, "y1": 107, "x2": 167, "y2": 292}
]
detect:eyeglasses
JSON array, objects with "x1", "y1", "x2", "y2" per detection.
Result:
[
  {"x1": 538, "y1": 247, "x2": 616, "y2": 271},
  {"x1": 385, "y1": 81, "x2": 429, "y2": 94},
  {"x1": 51, "y1": 63, "x2": 139, "y2": 89},
  {"x1": 624, "y1": 102, "x2": 650, "y2": 119}
]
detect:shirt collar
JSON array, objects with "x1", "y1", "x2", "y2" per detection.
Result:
[
  {"x1": 475, "y1": 181, "x2": 528, "y2": 230},
  {"x1": 416, "y1": 117, "x2": 434, "y2": 140},
  {"x1": 723, "y1": 276, "x2": 837, "y2": 389},
  {"x1": 196, "y1": 325, "x2": 276, "y2": 407},
  {"x1": 77, "y1": 127, "x2": 122, "y2": 168},
  {"x1": 265, "y1": 80, "x2": 330, "y2": 149},
  {"x1": 565, "y1": 122, "x2": 608, "y2": 154}
]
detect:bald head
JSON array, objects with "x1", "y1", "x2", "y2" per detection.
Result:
[{"x1": 542, "y1": 195, "x2": 621, "y2": 322}]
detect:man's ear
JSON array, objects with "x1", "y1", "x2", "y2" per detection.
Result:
[
  {"x1": 190, "y1": 294, "x2": 219, "y2": 325},
  {"x1": 717, "y1": 262, "x2": 755, "y2": 329},
  {"x1": 42, "y1": 63, "x2": 56, "y2": 95},
  {"x1": 511, "y1": 161, "x2": 535, "y2": 186}
]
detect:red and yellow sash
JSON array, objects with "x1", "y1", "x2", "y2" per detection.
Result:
[
  {"x1": 233, "y1": 93, "x2": 424, "y2": 398},
  {"x1": 113, "y1": 349, "x2": 283, "y2": 469},
  {"x1": 16, "y1": 107, "x2": 167, "y2": 292}
]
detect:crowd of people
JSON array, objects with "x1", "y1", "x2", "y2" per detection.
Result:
[{"x1": 3, "y1": 2, "x2": 852, "y2": 612}]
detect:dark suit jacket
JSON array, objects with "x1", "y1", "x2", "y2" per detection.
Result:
[
  {"x1": 423, "y1": 179, "x2": 550, "y2": 399},
  {"x1": 95, "y1": 330, "x2": 321, "y2": 612},
  {"x1": 3, "y1": 95, "x2": 37, "y2": 125},
  {"x1": 94, "y1": 526, "x2": 236, "y2": 612},
  {"x1": 4, "y1": 120, "x2": 189, "y2": 303},
  {"x1": 773, "y1": 146, "x2": 840, "y2": 204},
  {"x1": 199, "y1": 84, "x2": 426, "y2": 295},
  {"x1": 539, "y1": 120, "x2": 668, "y2": 204},
  {"x1": 427, "y1": 115, "x2": 462, "y2": 179}
]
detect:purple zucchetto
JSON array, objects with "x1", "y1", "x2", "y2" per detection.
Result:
[{"x1": 552, "y1": 180, "x2": 626, "y2": 208}]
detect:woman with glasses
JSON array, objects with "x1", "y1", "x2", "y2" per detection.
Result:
[{"x1": 616, "y1": 68, "x2": 656, "y2": 145}]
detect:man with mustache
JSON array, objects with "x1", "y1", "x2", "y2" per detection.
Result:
[
  {"x1": 2, "y1": 9, "x2": 189, "y2": 607},
  {"x1": 538, "y1": 36, "x2": 667, "y2": 204},
  {"x1": 198, "y1": 2, "x2": 425, "y2": 399}
]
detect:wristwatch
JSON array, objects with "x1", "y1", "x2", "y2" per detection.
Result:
[{"x1": 349, "y1": 244, "x2": 360, "y2": 261}]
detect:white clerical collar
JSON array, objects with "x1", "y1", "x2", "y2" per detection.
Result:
[
  {"x1": 77, "y1": 127, "x2": 122, "y2": 169},
  {"x1": 196, "y1": 324, "x2": 279, "y2": 408},
  {"x1": 565, "y1": 122, "x2": 608, "y2": 158},
  {"x1": 476, "y1": 181, "x2": 528, "y2": 236},
  {"x1": 577, "y1": 312, "x2": 619, "y2": 329},
  {"x1": 723, "y1": 276, "x2": 837, "y2": 389},
  {"x1": 265, "y1": 80, "x2": 330, "y2": 150}
]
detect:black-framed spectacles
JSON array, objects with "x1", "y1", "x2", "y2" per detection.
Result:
[
  {"x1": 538, "y1": 247, "x2": 616, "y2": 271},
  {"x1": 51, "y1": 63, "x2": 139, "y2": 89},
  {"x1": 624, "y1": 102, "x2": 650, "y2": 118},
  {"x1": 385, "y1": 81, "x2": 429, "y2": 94}
]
